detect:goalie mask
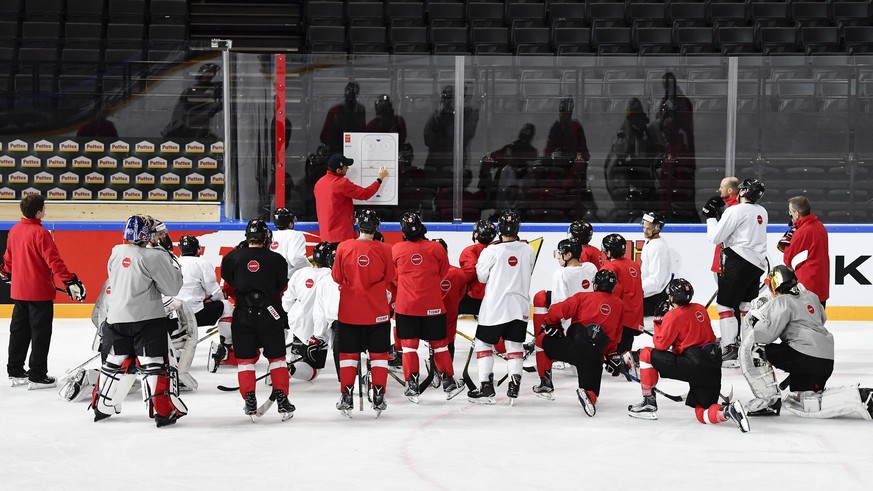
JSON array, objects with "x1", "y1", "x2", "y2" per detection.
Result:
[
  {"x1": 768, "y1": 265, "x2": 798, "y2": 295},
  {"x1": 124, "y1": 214, "x2": 156, "y2": 244}
]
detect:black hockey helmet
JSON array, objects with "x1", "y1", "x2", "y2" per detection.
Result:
[
  {"x1": 327, "y1": 244, "x2": 338, "y2": 268},
  {"x1": 274, "y1": 208, "x2": 297, "y2": 230},
  {"x1": 739, "y1": 178, "x2": 765, "y2": 203},
  {"x1": 559, "y1": 97, "x2": 574, "y2": 114},
  {"x1": 400, "y1": 211, "x2": 427, "y2": 240},
  {"x1": 498, "y1": 209, "x2": 521, "y2": 237},
  {"x1": 312, "y1": 241, "x2": 333, "y2": 268},
  {"x1": 601, "y1": 233, "x2": 627, "y2": 259},
  {"x1": 178, "y1": 234, "x2": 200, "y2": 256},
  {"x1": 668, "y1": 278, "x2": 694, "y2": 306},
  {"x1": 642, "y1": 211, "x2": 666, "y2": 231},
  {"x1": 568, "y1": 220, "x2": 593, "y2": 244},
  {"x1": 245, "y1": 219, "x2": 271, "y2": 246},
  {"x1": 556, "y1": 238, "x2": 583, "y2": 260},
  {"x1": 375, "y1": 94, "x2": 393, "y2": 114},
  {"x1": 373, "y1": 231, "x2": 385, "y2": 242},
  {"x1": 473, "y1": 219, "x2": 497, "y2": 244},
  {"x1": 593, "y1": 269, "x2": 617, "y2": 294},
  {"x1": 357, "y1": 208, "x2": 381, "y2": 234},
  {"x1": 432, "y1": 238, "x2": 448, "y2": 252},
  {"x1": 768, "y1": 265, "x2": 798, "y2": 294}
]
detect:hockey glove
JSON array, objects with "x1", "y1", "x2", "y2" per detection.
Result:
[
  {"x1": 64, "y1": 274, "x2": 86, "y2": 302},
  {"x1": 0, "y1": 269, "x2": 10, "y2": 286},
  {"x1": 700, "y1": 195, "x2": 724, "y2": 220},
  {"x1": 541, "y1": 323, "x2": 564, "y2": 338},
  {"x1": 306, "y1": 336, "x2": 328, "y2": 367},
  {"x1": 604, "y1": 352, "x2": 624, "y2": 375},
  {"x1": 653, "y1": 299, "x2": 672, "y2": 326},
  {"x1": 776, "y1": 226, "x2": 796, "y2": 253}
]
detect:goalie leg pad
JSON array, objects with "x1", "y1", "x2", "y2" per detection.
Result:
[
  {"x1": 139, "y1": 356, "x2": 187, "y2": 418},
  {"x1": 92, "y1": 355, "x2": 137, "y2": 415},
  {"x1": 783, "y1": 384, "x2": 872, "y2": 420},
  {"x1": 739, "y1": 333, "x2": 780, "y2": 409}
]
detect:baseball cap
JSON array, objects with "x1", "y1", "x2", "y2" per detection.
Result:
[{"x1": 328, "y1": 154, "x2": 354, "y2": 171}]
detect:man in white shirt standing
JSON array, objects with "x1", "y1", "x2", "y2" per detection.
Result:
[
  {"x1": 702, "y1": 178, "x2": 769, "y2": 368},
  {"x1": 468, "y1": 210, "x2": 536, "y2": 405},
  {"x1": 640, "y1": 211, "x2": 674, "y2": 331}
]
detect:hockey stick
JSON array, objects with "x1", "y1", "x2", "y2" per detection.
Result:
[
  {"x1": 59, "y1": 353, "x2": 101, "y2": 383},
  {"x1": 458, "y1": 329, "x2": 537, "y2": 372},
  {"x1": 358, "y1": 354, "x2": 364, "y2": 412},
  {"x1": 704, "y1": 289, "x2": 718, "y2": 309},
  {"x1": 417, "y1": 347, "x2": 437, "y2": 394},
  {"x1": 217, "y1": 356, "x2": 304, "y2": 392},
  {"x1": 460, "y1": 345, "x2": 477, "y2": 391},
  {"x1": 387, "y1": 367, "x2": 406, "y2": 387},
  {"x1": 622, "y1": 371, "x2": 685, "y2": 402},
  {"x1": 779, "y1": 375, "x2": 791, "y2": 390}
]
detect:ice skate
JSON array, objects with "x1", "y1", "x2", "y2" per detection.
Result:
[
  {"x1": 443, "y1": 376, "x2": 466, "y2": 400},
  {"x1": 337, "y1": 386, "x2": 354, "y2": 418},
  {"x1": 532, "y1": 371, "x2": 555, "y2": 401},
  {"x1": 93, "y1": 406, "x2": 112, "y2": 422},
  {"x1": 507, "y1": 374, "x2": 522, "y2": 405},
  {"x1": 577, "y1": 388, "x2": 596, "y2": 417},
  {"x1": 9, "y1": 370, "x2": 28, "y2": 388},
  {"x1": 372, "y1": 385, "x2": 387, "y2": 418},
  {"x1": 388, "y1": 347, "x2": 403, "y2": 372},
  {"x1": 405, "y1": 373, "x2": 420, "y2": 404},
  {"x1": 273, "y1": 389, "x2": 295, "y2": 421},
  {"x1": 747, "y1": 398, "x2": 781, "y2": 417},
  {"x1": 721, "y1": 344, "x2": 740, "y2": 369},
  {"x1": 243, "y1": 391, "x2": 258, "y2": 421},
  {"x1": 28, "y1": 375, "x2": 57, "y2": 390},
  {"x1": 723, "y1": 400, "x2": 751, "y2": 433},
  {"x1": 628, "y1": 394, "x2": 658, "y2": 420},
  {"x1": 155, "y1": 410, "x2": 184, "y2": 428},
  {"x1": 207, "y1": 341, "x2": 227, "y2": 373},
  {"x1": 468, "y1": 374, "x2": 496, "y2": 405}
]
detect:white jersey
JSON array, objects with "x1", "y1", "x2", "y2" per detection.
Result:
[
  {"x1": 271, "y1": 228, "x2": 311, "y2": 277},
  {"x1": 706, "y1": 202, "x2": 769, "y2": 271},
  {"x1": 477, "y1": 240, "x2": 536, "y2": 326},
  {"x1": 312, "y1": 274, "x2": 340, "y2": 340},
  {"x1": 285, "y1": 267, "x2": 331, "y2": 341},
  {"x1": 640, "y1": 237, "x2": 673, "y2": 298},
  {"x1": 177, "y1": 255, "x2": 221, "y2": 313},
  {"x1": 551, "y1": 262, "x2": 597, "y2": 304}
]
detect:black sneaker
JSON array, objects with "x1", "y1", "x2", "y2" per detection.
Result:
[{"x1": 243, "y1": 391, "x2": 258, "y2": 416}]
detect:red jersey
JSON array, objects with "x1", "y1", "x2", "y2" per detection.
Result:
[
  {"x1": 332, "y1": 238, "x2": 395, "y2": 325},
  {"x1": 711, "y1": 195, "x2": 739, "y2": 273},
  {"x1": 392, "y1": 239, "x2": 449, "y2": 316},
  {"x1": 459, "y1": 242, "x2": 488, "y2": 299},
  {"x1": 313, "y1": 171, "x2": 382, "y2": 242},
  {"x1": 603, "y1": 257, "x2": 644, "y2": 331},
  {"x1": 655, "y1": 303, "x2": 715, "y2": 355},
  {"x1": 544, "y1": 290, "x2": 625, "y2": 355},
  {"x1": 2, "y1": 218, "x2": 75, "y2": 301},
  {"x1": 440, "y1": 265, "x2": 468, "y2": 331},
  {"x1": 580, "y1": 244, "x2": 606, "y2": 269},
  {"x1": 783, "y1": 213, "x2": 829, "y2": 303}
]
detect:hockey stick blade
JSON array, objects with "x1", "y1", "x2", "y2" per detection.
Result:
[
  {"x1": 461, "y1": 346, "x2": 477, "y2": 392},
  {"x1": 417, "y1": 353, "x2": 437, "y2": 395},
  {"x1": 217, "y1": 371, "x2": 270, "y2": 392},
  {"x1": 387, "y1": 368, "x2": 406, "y2": 387},
  {"x1": 255, "y1": 396, "x2": 276, "y2": 417},
  {"x1": 779, "y1": 375, "x2": 791, "y2": 390}
]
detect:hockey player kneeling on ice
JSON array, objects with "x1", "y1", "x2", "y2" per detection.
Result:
[
  {"x1": 284, "y1": 241, "x2": 336, "y2": 382},
  {"x1": 176, "y1": 234, "x2": 234, "y2": 373},
  {"x1": 741, "y1": 265, "x2": 873, "y2": 420},
  {"x1": 91, "y1": 215, "x2": 188, "y2": 428},
  {"x1": 469, "y1": 210, "x2": 535, "y2": 405},
  {"x1": 535, "y1": 270, "x2": 624, "y2": 415},
  {"x1": 220, "y1": 220, "x2": 295, "y2": 421},
  {"x1": 532, "y1": 238, "x2": 597, "y2": 343},
  {"x1": 628, "y1": 278, "x2": 750, "y2": 433}
]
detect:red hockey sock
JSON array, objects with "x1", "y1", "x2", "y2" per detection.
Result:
[
  {"x1": 370, "y1": 352, "x2": 389, "y2": 389},
  {"x1": 400, "y1": 338, "x2": 420, "y2": 381},
  {"x1": 587, "y1": 390, "x2": 598, "y2": 405},
  {"x1": 236, "y1": 357, "x2": 258, "y2": 399},
  {"x1": 532, "y1": 289, "x2": 549, "y2": 337},
  {"x1": 267, "y1": 357, "x2": 289, "y2": 395},
  {"x1": 338, "y1": 353, "x2": 358, "y2": 392},
  {"x1": 639, "y1": 347, "x2": 658, "y2": 395},
  {"x1": 152, "y1": 375, "x2": 173, "y2": 417},
  {"x1": 695, "y1": 404, "x2": 728, "y2": 424},
  {"x1": 431, "y1": 339, "x2": 454, "y2": 377},
  {"x1": 534, "y1": 333, "x2": 552, "y2": 377},
  {"x1": 494, "y1": 339, "x2": 506, "y2": 354}
]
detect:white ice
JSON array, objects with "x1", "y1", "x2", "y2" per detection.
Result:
[{"x1": 1, "y1": 318, "x2": 871, "y2": 490}]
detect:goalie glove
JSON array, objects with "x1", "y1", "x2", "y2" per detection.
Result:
[
  {"x1": 700, "y1": 195, "x2": 724, "y2": 220},
  {"x1": 64, "y1": 274, "x2": 86, "y2": 302},
  {"x1": 541, "y1": 323, "x2": 564, "y2": 338},
  {"x1": 777, "y1": 226, "x2": 796, "y2": 253}
]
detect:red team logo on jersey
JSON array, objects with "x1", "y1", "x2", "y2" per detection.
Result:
[
  {"x1": 807, "y1": 304, "x2": 815, "y2": 315},
  {"x1": 600, "y1": 304, "x2": 611, "y2": 315},
  {"x1": 582, "y1": 279, "x2": 591, "y2": 290},
  {"x1": 247, "y1": 260, "x2": 260, "y2": 272},
  {"x1": 122, "y1": 258, "x2": 131, "y2": 268},
  {"x1": 629, "y1": 267, "x2": 638, "y2": 278},
  {"x1": 305, "y1": 278, "x2": 315, "y2": 288},
  {"x1": 440, "y1": 279, "x2": 451, "y2": 292},
  {"x1": 105, "y1": 285, "x2": 111, "y2": 295},
  {"x1": 411, "y1": 253, "x2": 423, "y2": 266},
  {"x1": 757, "y1": 215, "x2": 763, "y2": 224},
  {"x1": 508, "y1": 256, "x2": 518, "y2": 266},
  {"x1": 357, "y1": 255, "x2": 370, "y2": 267},
  {"x1": 695, "y1": 311, "x2": 706, "y2": 323},
  {"x1": 270, "y1": 241, "x2": 279, "y2": 250}
]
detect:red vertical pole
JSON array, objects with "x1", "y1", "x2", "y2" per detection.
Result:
[{"x1": 275, "y1": 54, "x2": 286, "y2": 209}]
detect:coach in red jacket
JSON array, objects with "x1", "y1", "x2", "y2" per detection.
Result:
[
  {"x1": 781, "y1": 196, "x2": 830, "y2": 306},
  {"x1": 1, "y1": 195, "x2": 84, "y2": 389},
  {"x1": 314, "y1": 154, "x2": 388, "y2": 243}
]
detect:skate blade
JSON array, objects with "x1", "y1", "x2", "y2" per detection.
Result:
[
  {"x1": 374, "y1": 408, "x2": 384, "y2": 419},
  {"x1": 446, "y1": 386, "x2": 466, "y2": 400},
  {"x1": 533, "y1": 391, "x2": 555, "y2": 401},
  {"x1": 552, "y1": 361, "x2": 567, "y2": 370},
  {"x1": 468, "y1": 396, "x2": 496, "y2": 405},
  {"x1": 28, "y1": 381, "x2": 57, "y2": 390},
  {"x1": 10, "y1": 379, "x2": 28, "y2": 388},
  {"x1": 249, "y1": 414, "x2": 257, "y2": 423},
  {"x1": 628, "y1": 411, "x2": 658, "y2": 421},
  {"x1": 722, "y1": 360, "x2": 740, "y2": 369},
  {"x1": 280, "y1": 412, "x2": 294, "y2": 421},
  {"x1": 406, "y1": 395, "x2": 420, "y2": 404},
  {"x1": 509, "y1": 397, "x2": 517, "y2": 406},
  {"x1": 340, "y1": 408, "x2": 353, "y2": 418}
]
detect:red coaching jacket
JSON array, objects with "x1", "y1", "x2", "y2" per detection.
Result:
[
  {"x1": 783, "y1": 213, "x2": 830, "y2": 303},
  {"x1": 2, "y1": 218, "x2": 75, "y2": 301},
  {"x1": 392, "y1": 239, "x2": 449, "y2": 317},
  {"x1": 332, "y1": 238, "x2": 395, "y2": 325},
  {"x1": 313, "y1": 171, "x2": 381, "y2": 243}
]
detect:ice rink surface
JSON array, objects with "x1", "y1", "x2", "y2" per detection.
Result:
[{"x1": 1, "y1": 318, "x2": 871, "y2": 490}]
